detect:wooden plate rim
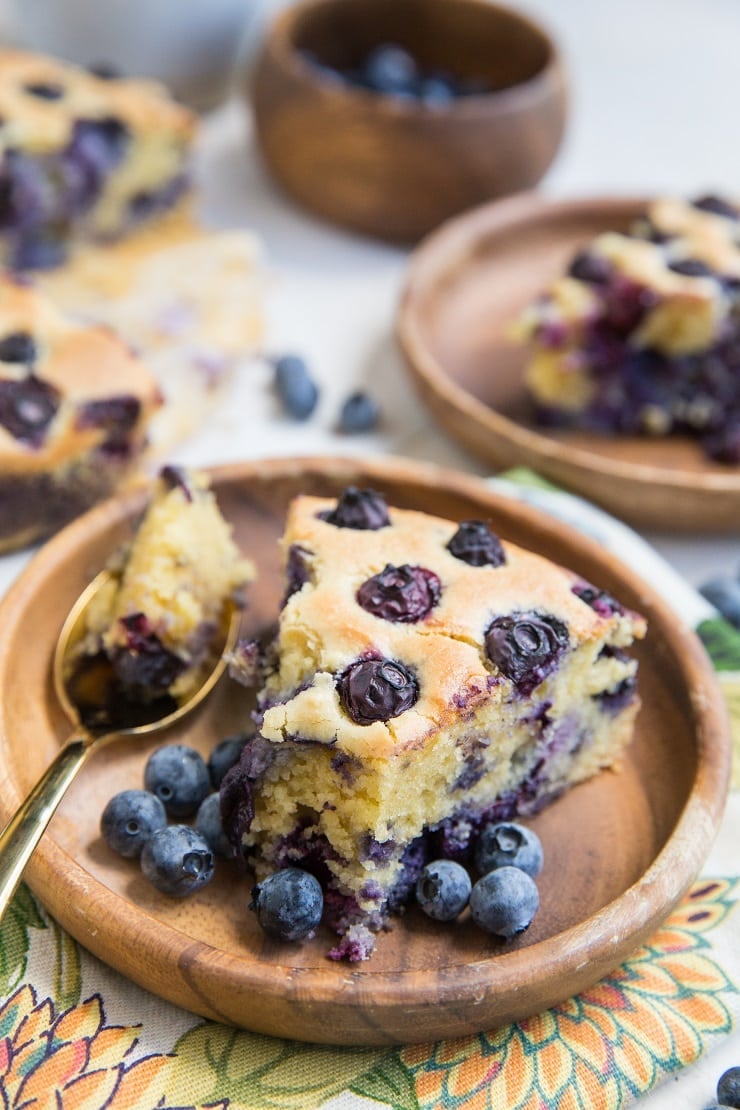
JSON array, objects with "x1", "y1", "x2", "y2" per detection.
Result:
[
  {"x1": 0, "y1": 455, "x2": 730, "y2": 1038},
  {"x1": 397, "y1": 191, "x2": 740, "y2": 494}
]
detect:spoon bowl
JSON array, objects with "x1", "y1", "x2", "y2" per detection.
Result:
[{"x1": 0, "y1": 566, "x2": 240, "y2": 919}]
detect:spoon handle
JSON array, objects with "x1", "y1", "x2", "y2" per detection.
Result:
[{"x1": 0, "y1": 729, "x2": 93, "y2": 920}]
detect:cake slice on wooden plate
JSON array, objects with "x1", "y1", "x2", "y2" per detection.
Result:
[{"x1": 221, "y1": 486, "x2": 646, "y2": 960}]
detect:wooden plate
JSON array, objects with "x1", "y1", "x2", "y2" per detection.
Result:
[
  {"x1": 397, "y1": 192, "x2": 740, "y2": 533},
  {"x1": 0, "y1": 455, "x2": 730, "y2": 1045}
]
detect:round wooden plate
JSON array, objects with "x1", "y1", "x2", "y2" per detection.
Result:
[
  {"x1": 0, "y1": 456, "x2": 730, "y2": 1046},
  {"x1": 397, "y1": 192, "x2": 740, "y2": 533}
]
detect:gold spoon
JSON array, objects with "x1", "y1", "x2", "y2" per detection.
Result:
[{"x1": 0, "y1": 569, "x2": 240, "y2": 920}]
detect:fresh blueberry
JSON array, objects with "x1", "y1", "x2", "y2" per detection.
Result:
[
  {"x1": 416, "y1": 860, "x2": 472, "y2": 921},
  {"x1": 100, "y1": 789, "x2": 167, "y2": 858},
  {"x1": 469, "y1": 866, "x2": 539, "y2": 938},
  {"x1": 337, "y1": 391, "x2": 380, "y2": 433},
  {"x1": 356, "y1": 563, "x2": 441, "y2": 623},
  {"x1": 699, "y1": 577, "x2": 740, "y2": 628},
  {"x1": 717, "y1": 1066, "x2": 740, "y2": 1108},
  {"x1": 208, "y1": 734, "x2": 249, "y2": 788},
  {"x1": 0, "y1": 331, "x2": 37, "y2": 364},
  {"x1": 318, "y1": 486, "x2": 390, "y2": 530},
  {"x1": 419, "y1": 76, "x2": 456, "y2": 106},
  {"x1": 0, "y1": 374, "x2": 60, "y2": 446},
  {"x1": 24, "y1": 81, "x2": 65, "y2": 100},
  {"x1": 363, "y1": 44, "x2": 418, "y2": 96},
  {"x1": 485, "y1": 611, "x2": 569, "y2": 695},
  {"x1": 250, "y1": 867, "x2": 324, "y2": 941},
  {"x1": 273, "y1": 354, "x2": 319, "y2": 420},
  {"x1": 337, "y1": 657, "x2": 418, "y2": 723},
  {"x1": 144, "y1": 744, "x2": 212, "y2": 818},
  {"x1": 194, "y1": 792, "x2": 231, "y2": 857},
  {"x1": 474, "y1": 822, "x2": 544, "y2": 878},
  {"x1": 140, "y1": 825, "x2": 214, "y2": 897},
  {"x1": 693, "y1": 195, "x2": 739, "y2": 220},
  {"x1": 447, "y1": 521, "x2": 506, "y2": 567}
]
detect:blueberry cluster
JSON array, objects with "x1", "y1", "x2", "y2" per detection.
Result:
[
  {"x1": 270, "y1": 354, "x2": 380, "y2": 433},
  {"x1": 100, "y1": 735, "x2": 247, "y2": 896},
  {"x1": 303, "y1": 43, "x2": 490, "y2": 104},
  {"x1": 416, "y1": 821, "x2": 543, "y2": 938}
]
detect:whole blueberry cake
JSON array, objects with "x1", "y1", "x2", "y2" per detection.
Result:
[
  {"x1": 0, "y1": 49, "x2": 195, "y2": 270},
  {"x1": 221, "y1": 487, "x2": 646, "y2": 960},
  {"x1": 514, "y1": 195, "x2": 740, "y2": 462},
  {"x1": 0, "y1": 272, "x2": 160, "y2": 553},
  {"x1": 77, "y1": 466, "x2": 254, "y2": 708}
]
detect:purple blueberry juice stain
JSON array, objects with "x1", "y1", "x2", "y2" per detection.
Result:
[
  {"x1": 219, "y1": 734, "x2": 276, "y2": 855},
  {"x1": 356, "y1": 563, "x2": 440, "y2": 622}
]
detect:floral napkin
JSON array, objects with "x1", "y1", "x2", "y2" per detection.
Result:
[{"x1": 0, "y1": 474, "x2": 737, "y2": 1110}]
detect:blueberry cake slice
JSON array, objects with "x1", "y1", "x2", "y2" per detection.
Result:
[
  {"x1": 0, "y1": 49, "x2": 195, "y2": 270},
  {"x1": 221, "y1": 487, "x2": 646, "y2": 960},
  {"x1": 0, "y1": 272, "x2": 161, "y2": 553},
  {"x1": 39, "y1": 214, "x2": 264, "y2": 450},
  {"x1": 75, "y1": 467, "x2": 254, "y2": 712},
  {"x1": 514, "y1": 195, "x2": 740, "y2": 462}
]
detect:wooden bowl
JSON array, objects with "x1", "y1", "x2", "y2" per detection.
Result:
[
  {"x1": 0, "y1": 456, "x2": 730, "y2": 1045},
  {"x1": 397, "y1": 192, "x2": 740, "y2": 533},
  {"x1": 249, "y1": 0, "x2": 567, "y2": 241}
]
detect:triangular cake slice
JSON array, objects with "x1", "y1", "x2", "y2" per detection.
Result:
[{"x1": 222, "y1": 487, "x2": 646, "y2": 960}]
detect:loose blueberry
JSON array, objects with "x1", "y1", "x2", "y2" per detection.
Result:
[
  {"x1": 469, "y1": 865, "x2": 539, "y2": 938},
  {"x1": 356, "y1": 563, "x2": 441, "y2": 623},
  {"x1": 0, "y1": 331, "x2": 37, "y2": 364},
  {"x1": 717, "y1": 1066, "x2": 740, "y2": 1108},
  {"x1": 319, "y1": 486, "x2": 390, "y2": 530},
  {"x1": 100, "y1": 789, "x2": 167, "y2": 858},
  {"x1": 419, "y1": 76, "x2": 456, "y2": 106},
  {"x1": 337, "y1": 657, "x2": 418, "y2": 723},
  {"x1": 363, "y1": 44, "x2": 418, "y2": 95},
  {"x1": 273, "y1": 354, "x2": 319, "y2": 420},
  {"x1": 699, "y1": 577, "x2": 740, "y2": 628},
  {"x1": 485, "y1": 612, "x2": 569, "y2": 695},
  {"x1": 337, "y1": 390, "x2": 380, "y2": 433},
  {"x1": 250, "y1": 867, "x2": 324, "y2": 941},
  {"x1": 0, "y1": 374, "x2": 60, "y2": 445},
  {"x1": 208, "y1": 733, "x2": 249, "y2": 788},
  {"x1": 474, "y1": 822, "x2": 543, "y2": 878},
  {"x1": 194, "y1": 792, "x2": 231, "y2": 857},
  {"x1": 144, "y1": 744, "x2": 212, "y2": 818},
  {"x1": 447, "y1": 521, "x2": 506, "y2": 567},
  {"x1": 140, "y1": 825, "x2": 214, "y2": 896},
  {"x1": 416, "y1": 860, "x2": 471, "y2": 921}
]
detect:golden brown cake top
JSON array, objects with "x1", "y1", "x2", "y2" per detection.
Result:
[
  {"x1": 0, "y1": 273, "x2": 161, "y2": 471},
  {"x1": 260, "y1": 490, "x2": 646, "y2": 759},
  {"x1": 0, "y1": 48, "x2": 195, "y2": 154}
]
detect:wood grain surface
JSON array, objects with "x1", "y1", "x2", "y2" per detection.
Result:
[
  {"x1": 0, "y1": 456, "x2": 730, "y2": 1044},
  {"x1": 250, "y1": 0, "x2": 567, "y2": 241},
  {"x1": 397, "y1": 192, "x2": 740, "y2": 532}
]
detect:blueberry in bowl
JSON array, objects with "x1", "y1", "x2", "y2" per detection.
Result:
[{"x1": 250, "y1": 0, "x2": 567, "y2": 241}]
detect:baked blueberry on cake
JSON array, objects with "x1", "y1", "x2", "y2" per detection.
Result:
[
  {"x1": 76, "y1": 466, "x2": 254, "y2": 710},
  {"x1": 0, "y1": 273, "x2": 160, "y2": 553},
  {"x1": 514, "y1": 195, "x2": 740, "y2": 462},
  {"x1": 0, "y1": 49, "x2": 195, "y2": 269},
  {"x1": 221, "y1": 487, "x2": 646, "y2": 960}
]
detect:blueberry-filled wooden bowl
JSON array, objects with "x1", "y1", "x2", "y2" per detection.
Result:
[{"x1": 249, "y1": 0, "x2": 567, "y2": 241}]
